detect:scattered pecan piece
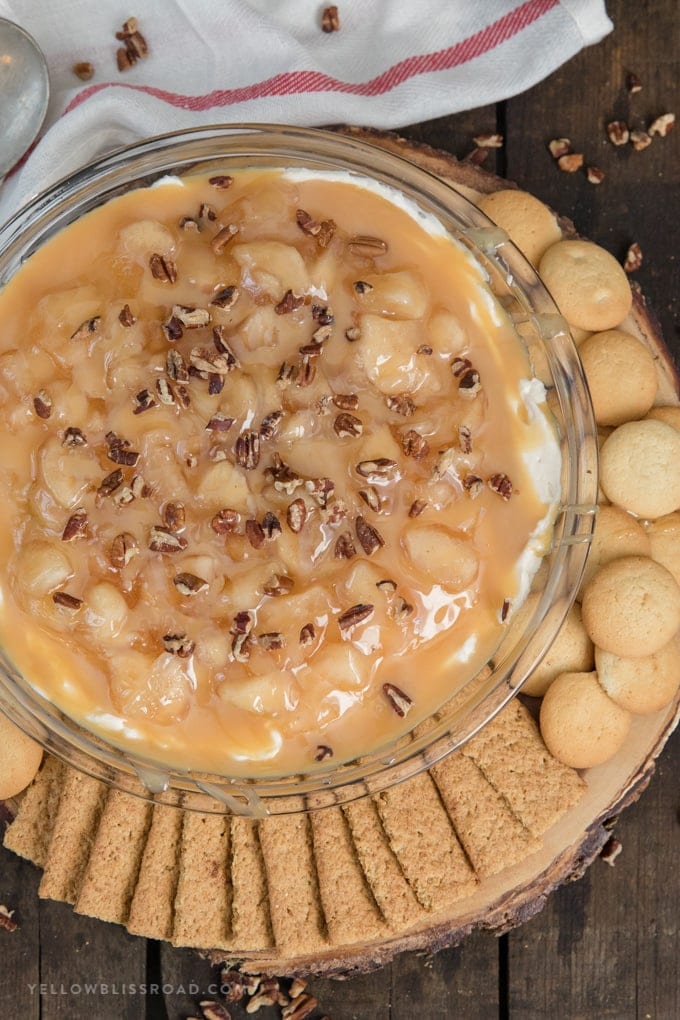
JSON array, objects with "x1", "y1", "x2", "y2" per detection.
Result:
[
  {"x1": 355, "y1": 515, "x2": 384, "y2": 556},
  {"x1": 53, "y1": 591, "x2": 83, "y2": 612},
  {"x1": 260, "y1": 410, "x2": 284, "y2": 440},
  {"x1": 277, "y1": 361, "x2": 298, "y2": 387},
  {"x1": 266, "y1": 454, "x2": 303, "y2": 495},
  {"x1": 299, "y1": 622, "x2": 315, "y2": 646},
  {"x1": 458, "y1": 424, "x2": 473, "y2": 454},
  {"x1": 131, "y1": 475, "x2": 150, "y2": 498},
  {"x1": 457, "y1": 367, "x2": 482, "y2": 399},
  {"x1": 334, "y1": 532, "x2": 357, "y2": 559},
  {"x1": 212, "y1": 326, "x2": 238, "y2": 369},
  {"x1": 390, "y1": 596, "x2": 414, "y2": 621},
  {"x1": 211, "y1": 223, "x2": 240, "y2": 254},
  {"x1": 383, "y1": 682, "x2": 413, "y2": 717},
  {"x1": 107, "y1": 444, "x2": 140, "y2": 468},
  {"x1": 72, "y1": 61, "x2": 94, "y2": 81},
  {"x1": 488, "y1": 473, "x2": 513, "y2": 500},
  {"x1": 355, "y1": 458, "x2": 397, "y2": 480},
  {"x1": 332, "y1": 392, "x2": 359, "y2": 411},
  {"x1": 206, "y1": 413, "x2": 234, "y2": 432},
  {"x1": 259, "y1": 632, "x2": 285, "y2": 651},
  {"x1": 156, "y1": 378, "x2": 175, "y2": 405},
  {"x1": 262, "y1": 511, "x2": 282, "y2": 540},
  {"x1": 463, "y1": 474, "x2": 484, "y2": 498},
  {"x1": 148, "y1": 526, "x2": 188, "y2": 553},
  {"x1": 558, "y1": 152, "x2": 584, "y2": 173},
  {"x1": 208, "y1": 175, "x2": 233, "y2": 190},
  {"x1": 232, "y1": 610, "x2": 255, "y2": 635},
  {"x1": 408, "y1": 498, "x2": 427, "y2": 518},
  {"x1": 283, "y1": 994, "x2": 318, "y2": 1020},
  {"x1": 607, "y1": 120, "x2": 630, "y2": 146},
  {"x1": 61, "y1": 509, "x2": 88, "y2": 542},
  {"x1": 358, "y1": 487, "x2": 381, "y2": 513},
  {"x1": 245, "y1": 519, "x2": 266, "y2": 549},
  {"x1": 118, "y1": 303, "x2": 136, "y2": 326},
  {"x1": 235, "y1": 430, "x2": 261, "y2": 470},
  {"x1": 548, "y1": 137, "x2": 571, "y2": 159},
  {"x1": 296, "y1": 354, "x2": 316, "y2": 388},
  {"x1": 275, "y1": 289, "x2": 304, "y2": 315},
  {"x1": 401, "y1": 429, "x2": 430, "y2": 460},
  {"x1": 231, "y1": 632, "x2": 251, "y2": 663},
  {"x1": 345, "y1": 326, "x2": 361, "y2": 342},
  {"x1": 133, "y1": 388, "x2": 156, "y2": 414},
  {"x1": 473, "y1": 132, "x2": 503, "y2": 148},
  {"x1": 97, "y1": 468, "x2": 124, "y2": 499},
  {"x1": 33, "y1": 390, "x2": 52, "y2": 419},
  {"x1": 334, "y1": 412, "x2": 363, "y2": 438},
  {"x1": 163, "y1": 633, "x2": 195, "y2": 658},
  {"x1": 501, "y1": 597, "x2": 511, "y2": 622},
  {"x1": 338, "y1": 603, "x2": 374, "y2": 632},
  {"x1": 286, "y1": 498, "x2": 308, "y2": 533},
  {"x1": 110, "y1": 532, "x2": 139, "y2": 569},
  {"x1": 348, "y1": 235, "x2": 388, "y2": 257},
  {"x1": 386, "y1": 393, "x2": 416, "y2": 416},
  {"x1": 199, "y1": 1001, "x2": 232, "y2": 1020},
  {"x1": 211, "y1": 508, "x2": 241, "y2": 535},
  {"x1": 305, "y1": 477, "x2": 335, "y2": 508},
  {"x1": 219, "y1": 970, "x2": 249, "y2": 1004},
  {"x1": 115, "y1": 17, "x2": 148, "y2": 70},
  {"x1": 626, "y1": 71, "x2": 642, "y2": 94},
  {"x1": 630, "y1": 130, "x2": 652, "y2": 152},
  {"x1": 0, "y1": 906, "x2": 18, "y2": 933},
  {"x1": 70, "y1": 316, "x2": 100, "y2": 341},
  {"x1": 62, "y1": 426, "x2": 87, "y2": 447},
  {"x1": 623, "y1": 242, "x2": 643, "y2": 273},
  {"x1": 179, "y1": 216, "x2": 199, "y2": 232},
  {"x1": 317, "y1": 219, "x2": 336, "y2": 247},
  {"x1": 173, "y1": 572, "x2": 208, "y2": 596},
  {"x1": 149, "y1": 253, "x2": 177, "y2": 283},
  {"x1": 173, "y1": 304, "x2": 211, "y2": 329},
  {"x1": 315, "y1": 745, "x2": 333, "y2": 762},
  {"x1": 321, "y1": 4, "x2": 340, "y2": 32},
  {"x1": 162, "y1": 314, "x2": 183, "y2": 342},
  {"x1": 211, "y1": 285, "x2": 240, "y2": 310},
  {"x1": 648, "y1": 112, "x2": 675, "y2": 137},
  {"x1": 586, "y1": 165, "x2": 605, "y2": 185},
  {"x1": 296, "y1": 209, "x2": 321, "y2": 235},
  {"x1": 162, "y1": 501, "x2": 186, "y2": 532},
  {"x1": 353, "y1": 279, "x2": 373, "y2": 295},
  {"x1": 416, "y1": 343, "x2": 433, "y2": 355},
  {"x1": 312, "y1": 304, "x2": 334, "y2": 325}
]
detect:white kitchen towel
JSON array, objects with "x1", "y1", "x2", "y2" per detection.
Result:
[{"x1": 0, "y1": 0, "x2": 612, "y2": 221}]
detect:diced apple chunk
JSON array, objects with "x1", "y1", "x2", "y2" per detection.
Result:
[
  {"x1": 17, "y1": 541, "x2": 73, "y2": 597},
  {"x1": 39, "y1": 437, "x2": 100, "y2": 509},
  {"x1": 428, "y1": 309, "x2": 467, "y2": 356},
  {"x1": 359, "y1": 315, "x2": 428, "y2": 395},
  {"x1": 220, "y1": 671, "x2": 299, "y2": 715},
  {"x1": 232, "y1": 241, "x2": 309, "y2": 298},
  {"x1": 85, "y1": 582, "x2": 129, "y2": 637},
  {"x1": 110, "y1": 651, "x2": 192, "y2": 724},
  {"x1": 119, "y1": 219, "x2": 176, "y2": 259},
  {"x1": 403, "y1": 525, "x2": 479, "y2": 590},
  {"x1": 196, "y1": 460, "x2": 250, "y2": 510},
  {"x1": 310, "y1": 643, "x2": 367, "y2": 691},
  {"x1": 354, "y1": 271, "x2": 428, "y2": 319}
]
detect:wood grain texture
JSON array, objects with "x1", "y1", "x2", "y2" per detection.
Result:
[{"x1": 0, "y1": 840, "x2": 40, "y2": 1019}]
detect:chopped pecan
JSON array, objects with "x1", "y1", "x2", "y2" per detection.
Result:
[
  {"x1": 376, "y1": 578, "x2": 397, "y2": 593},
  {"x1": 416, "y1": 343, "x2": 433, "y2": 355},
  {"x1": 61, "y1": 509, "x2": 88, "y2": 542},
  {"x1": 199, "y1": 202, "x2": 217, "y2": 222},
  {"x1": 311, "y1": 304, "x2": 334, "y2": 325},
  {"x1": 586, "y1": 165, "x2": 606, "y2": 184},
  {"x1": 97, "y1": 468, "x2": 124, "y2": 499},
  {"x1": 629, "y1": 130, "x2": 652, "y2": 152},
  {"x1": 259, "y1": 632, "x2": 285, "y2": 651},
  {"x1": 353, "y1": 280, "x2": 373, "y2": 295},
  {"x1": 206, "y1": 413, "x2": 235, "y2": 432},
  {"x1": 607, "y1": 120, "x2": 630, "y2": 146},
  {"x1": 232, "y1": 610, "x2": 255, "y2": 635},
  {"x1": 212, "y1": 326, "x2": 238, "y2": 369},
  {"x1": 296, "y1": 209, "x2": 321, "y2": 235},
  {"x1": 408, "y1": 498, "x2": 427, "y2": 518},
  {"x1": 488, "y1": 473, "x2": 513, "y2": 500},
  {"x1": 231, "y1": 632, "x2": 251, "y2": 663},
  {"x1": 390, "y1": 596, "x2": 414, "y2": 621},
  {"x1": 299, "y1": 622, "x2": 315, "y2": 646},
  {"x1": 317, "y1": 219, "x2": 336, "y2": 247},
  {"x1": 118, "y1": 303, "x2": 136, "y2": 326},
  {"x1": 348, "y1": 235, "x2": 387, "y2": 257},
  {"x1": 463, "y1": 147, "x2": 489, "y2": 166},
  {"x1": 262, "y1": 511, "x2": 282, "y2": 540},
  {"x1": 245, "y1": 519, "x2": 266, "y2": 549},
  {"x1": 173, "y1": 572, "x2": 208, "y2": 596},
  {"x1": 211, "y1": 508, "x2": 241, "y2": 534},
  {"x1": 208, "y1": 175, "x2": 233, "y2": 190},
  {"x1": 72, "y1": 61, "x2": 94, "y2": 81},
  {"x1": 62, "y1": 426, "x2": 87, "y2": 447},
  {"x1": 355, "y1": 515, "x2": 384, "y2": 556},
  {"x1": 172, "y1": 304, "x2": 210, "y2": 329},
  {"x1": 332, "y1": 393, "x2": 359, "y2": 411},
  {"x1": 358, "y1": 487, "x2": 381, "y2": 513},
  {"x1": 334, "y1": 532, "x2": 357, "y2": 559},
  {"x1": 305, "y1": 477, "x2": 335, "y2": 508},
  {"x1": 314, "y1": 745, "x2": 333, "y2": 762},
  {"x1": 235, "y1": 430, "x2": 260, "y2": 470},
  {"x1": 189, "y1": 346, "x2": 232, "y2": 375},
  {"x1": 260, "y1": 410, "x2": 284, "y2": 440},
  {"x1": 52, "y1": 591, "x2": 83, "y2": 612},
  {"x1": 148, "y1": 526, "x2": 188, "y2": 553},
  {"x1": 162, "y1": 501, "x2": 186, "y2": 532},
  {"x1": 401, "y1": 429, "x2": 430, "y2": 460},
  {"x1": 338, "y1": 603, "x2": 374, "y2": 632},
  {"x1": 275, "y1": 289, "x2": 304, "y2": 315},
  {"x1": 162, "y1": 314, "x2": 183, "y2": 342},
  {"x1": 463, "y1": 474, "x2": 484, "y2": 498},
  {"x1": 334, "y1": 412, "x2": 363, "y2": 438},
  {"x1": 33, "y1": 390, "x2": 52, "y2": 419},
  {"x1": 211, "y1": 223, "x2": 240, "y2": 254},
  {"x1": 131, "y1": 475, "x2": 150, "y2": 499},
  {"x1": 355, "y1": 458, "x2": 397, "y2": 480},
  {"x1": 457, "y1": 368, "x2": 481, "y2": 399},
  {"x1": 501, "y1": 597, "x2": 511, "y2": 622},
  {"x1": 266, "y1": 454, "x2": 303, "y2": 495},
  {"x1": 156, "y1": 377, "x2": 175, "y2": 405},
  {"x1": 286, "y1": 498, "x2": 308, "y2": 533},
  {"x1": 133, "y1": 388, "x2": 156, "y2": 414},
  {"x1": 321, "y1": 4, "x2": 340, "y2": 32},
  {"x1": 626, "y1": 71, "x2": 642, "y2": 94},
  {"x1": 386, "y1": 393, "x2": 416, "y2": 416},
  {"x1": 648, "y1": 112, "x2": 675, "y2": 137},
  {"x1": 345, "y1": 326, "x2": 361, "y2": 342},
  {"x1": 211, "y1": 285, "x2": 240, "y2": 310},
  {"x1": 623, "y1": 242, "x2": 643, "y2": 273},
  {"x1": 558, "y1": 152, "x2": 584, "y2": 172},
  {"x1": 110, "y1": 532, "x2": 139, "y2": 569},
  {"x1": 473, "y1": 132, "x2": 503, "y2": 148},
  {"x1": 0, "y1": 906, "x2": 18, "y2": 933},
  {"x1": 163, "y1": 633, "x2": 195, "y2": 657},
  {"x1": 296, "y1": 354, "x2": 316, "y2": 388},
  {"x1": 277, "y1": 361, "x2": 298, "y2": 387},
  {"x1": 149, "y1": 253, "x2": 177, "y2": 283},
  {"x1": 458, "y1": 424, "x2": 472, "y2": 454},
  {"x1": 107, "y1": 445, "x2": 140, "y2": 468},
  {"x1": 282, "y1": 994, "x2": 318, "y2": 1020},
  {"x1": 383, "y1": 682, "x2": 413, "y2": 717},
  {"x1": 548, "y1": 137, "x2": 571, "y2": 159}
]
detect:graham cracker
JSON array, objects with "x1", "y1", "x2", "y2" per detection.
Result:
[
  {"x1": 75, "y1": 789, "x2": 153, "y2": 925},
  {"x1": 310, "y1": 806, "x2": 388, "y2": 945},
  {"x1": 373, "y1": 772, "x2": 478, "y2": 911},
  {"x1": 127, "y1": 803, "x2": 184, "y2": 941},
  {"x1": 172, "y1": 811, "x2": 231, "y2": 950},
  {"x1": 462, "y1": 698, "x2": 586, "y2": 837},
  {"x1": 258, "y1": 813, "x2": 328, "y2": 956},
  {"x1": 342, "y1": 797, "x2": 425, "y2": 932},
  {"x1": 38, "y1": 769, "x2": 107, "y2": 904},
  {"x1": 3, "y1": 755, "x2": 66, "y2": 867},
  {"x1": 430, "y1": 750, "x2": 541, "y2": 877},
  {"x1": 229, "y1": 816, "x2": 274, "y2": 950}
]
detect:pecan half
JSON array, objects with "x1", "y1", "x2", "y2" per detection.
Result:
[
  {"x1": 488, "y1": 473, "x2": 513, "y2": 500},
  {"x1": 338, "y1": 603, "x2": 374, "y2": 632},
  {"x1": 173, "y1": 572, "x2": 208, "y2": 596},
  {"x1": 149, "y1": 253, "x2": 177, "y2": 283},
  {"x1": 334, "y1": 412, "x2": 363, "y2": 438},
  {"x1": 148, "y1": 526, "x2": 188, "y2": 553},
  {"x1": 110, "y1": 532, "x2": 139, "y2": 569},
  {"x1": 383, "y1": 682, "x2": 413, "y2": 717},
  {"x1": 33, "y1": 390, "x2": 52, "y2": 419},
  {"x1": 286, "y1": 498, "x2": 308, "y2": 533},
  {"x1": 348, "y1": 235, "x2": 387, "y2": 257},
  {"x1": 235, "y1": 430, "x2": 261, "y2": 470},
  {"x1": 211, "y1": 508, "x2": 241, "y2": 534}
]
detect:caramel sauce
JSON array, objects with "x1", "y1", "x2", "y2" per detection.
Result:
[{"x1": 0, "y1": 170, "x2": 558, "y2": 776}]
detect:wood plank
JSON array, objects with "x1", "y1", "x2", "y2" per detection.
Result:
[
  {"x1": 309, "y1": 964, "x2": 392, "y2": 1020},
  {"x1": 0, "y1": 842, "x2": 40, "y2": 1019},
  {"x1": 400, "y1": 107, "x2": 503, "y2": 175},
  {"x1": 389, "y1": 934, "x2": 500, "y2": 1020},
  {"x1": 38, "y1": 897, "x2": 146, "y2": 1020},
  {"x1": 502, "y1": 0, "x2": 679, "y2": 346},
  {"x1": 507, "y1": 728, "x2": 679, "y2": 1019},
  {"x1": 158, "y1": 940, "x2": 218, "y2": 1020}
]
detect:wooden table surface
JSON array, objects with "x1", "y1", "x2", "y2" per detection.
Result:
[{"x1": 1, "y1": 1, "x2": 678, "y2": 1017}]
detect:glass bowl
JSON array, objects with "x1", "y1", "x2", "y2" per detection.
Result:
[{"x1": 0, "y1": 124, "x2": 598, "y2": 816}]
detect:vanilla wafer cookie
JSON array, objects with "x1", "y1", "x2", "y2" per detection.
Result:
[
  {"x1": 311, "y1": 806, "x2": 388, "y2": 944},
  {"x1": 229, "y1": 817, "x2": 274, "y2": 950},
  {"x1": 539, "y1": 239, "x2": 632, "y2": 332},
  {"x1": 595, "y1": 638, "x2": 680, "y2": 714},
  {"x1": 126, "y1": 804, "x2": 183, "y2": 941},
  {"x1": 600, "y1": 420, "x2": 680, "y2": 519},
  {"x1": 373, "y1": 772, "x2": 477, "y2": 911},
  {"x1": 172, "y1": 811, "x2": 231, "y2": 950},
  {"x1": 258, "y1": 813, "x2": 328, "y2": 956},
  {"x1": 2, "y1": 755, "x2": 65, "y2": 867},
  {"x1": 478, "y1": 189, "x2": 562, "y2": 265},
  {"x1": 75, "y1": 789, "x2": 153, "y2": 925},
  {"x1": 342, "y1": 797, "x2": 425, "y2": 931},
  {"x1": 579, "y1": 330, "x2": 658, "y2": 426},
  {"x1": 0, "y1": 713, "x2": 43, "y2": 800},
  {"x1": 462, "y1": 699, "x2": 586, "y2": 836},
  {"x1": 645, "y1": 512, "x2": 680, "y2": 588},
  {"x1": 39, "y1": 770, "x2": 107, "y2": 903},
  {"x1": 430, "y1": 751, "x2": 540, "y2": 878},
  {"x1": 579, "y1": 504, "x2": 651, "y2": 595},
  {"x1": 540, "y1": 671, "x2": 631, "y2": 768}
]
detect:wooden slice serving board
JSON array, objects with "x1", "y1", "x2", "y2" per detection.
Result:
[{"x1": 2, "y1": 130, "x2": 679, "y2": 980}]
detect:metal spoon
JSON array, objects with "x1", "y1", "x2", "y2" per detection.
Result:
[{"x1": 0, "y1": 17, "x2": 50, "y2": 177}]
